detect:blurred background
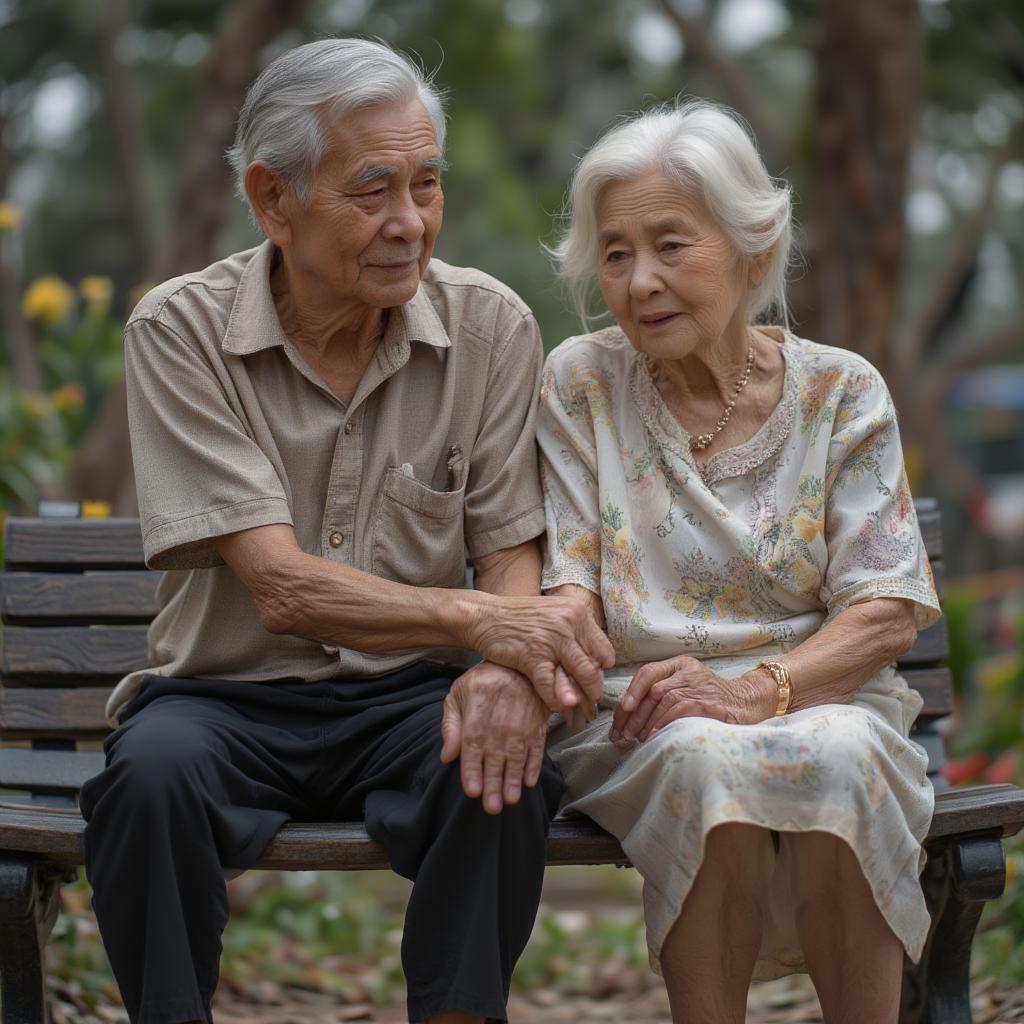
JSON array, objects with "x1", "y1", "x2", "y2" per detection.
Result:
[{"x1": 1, "y1": 0, "x2": 1023, "y2": 1020}]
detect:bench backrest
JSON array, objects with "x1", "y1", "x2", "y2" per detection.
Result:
[{"x1": 0, "y1": 505, "x2": 952, "y2": 803}]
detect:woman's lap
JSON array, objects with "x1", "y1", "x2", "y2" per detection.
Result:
[{"x1": 546, "y1": 691, "x2": 934, "y2": 975}]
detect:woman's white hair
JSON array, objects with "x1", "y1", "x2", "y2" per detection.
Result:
[
  {"x1": 228, "y1": 37, "x2": 446, "y2": 214},
  {"x1": 552, "y1": 100, "x2": 793, "y2": 327}
]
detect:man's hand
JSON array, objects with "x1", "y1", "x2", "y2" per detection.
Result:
[
  {"x1": 610, "y1": 656, "x2": 773, "y2": 741},
  {"x1": 464, "y1": 595, "x2": 614, "y2": 723},
  {"x1": 440, "y1": 662, "x2": 549, "y2": 814}
]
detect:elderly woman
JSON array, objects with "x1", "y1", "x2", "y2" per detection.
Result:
[{"x1": 538, "y1": 101, "x2": 941, "y2": 1024}]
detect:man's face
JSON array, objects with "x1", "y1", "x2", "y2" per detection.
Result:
[{"x1": 280, "y1": 98, "x2": 444, "y2": 312}]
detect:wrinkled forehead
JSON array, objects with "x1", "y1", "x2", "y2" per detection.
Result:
[
  {"x1": 596, "y1": 170, "x2": 709, "y2": 234},
  {"x1": 318, "y1": 98, "x2": 441, "y2": 177}
]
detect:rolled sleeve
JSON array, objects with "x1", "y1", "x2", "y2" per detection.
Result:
[
  {"x1": 463, "y1": 309, "x2": 546, "y2": 559},
  {"x1": 125, "y1": 318, "x2": 292, "y2": 570}
]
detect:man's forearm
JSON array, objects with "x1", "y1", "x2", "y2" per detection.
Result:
[
  {"x1": 473, "y1": 538, "x2": 543, "y2": 597},
  {"x1": 218, "y1": 523, "x2": 490, "y2": 653}
]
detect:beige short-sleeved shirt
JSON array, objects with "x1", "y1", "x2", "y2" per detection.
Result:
[{"x1": 107, "y1": 240, "x2": 546, "y2": 724}]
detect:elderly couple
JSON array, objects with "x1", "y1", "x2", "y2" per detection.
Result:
[{"x1": 81, "y1": 36, "x2": 940, "y2": 1024}]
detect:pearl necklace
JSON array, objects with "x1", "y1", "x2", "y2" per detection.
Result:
[{"x1": 689, "y1": 345, "x2": 756, "y2": 451}]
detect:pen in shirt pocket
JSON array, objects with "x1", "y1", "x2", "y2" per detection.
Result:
[{"x1": 444, "y1": 443, "x2": 465, "y2": 492}]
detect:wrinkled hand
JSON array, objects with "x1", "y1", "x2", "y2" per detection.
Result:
[
  {"x1": 611, "y1": 656, "x2": 767, "y2": 741},
  {"x1": 467, "y1": 596, "x2": 615, "y2": 724},
  {"x1": 440, "y1": 662, "x2": 549, "y2": 814}
]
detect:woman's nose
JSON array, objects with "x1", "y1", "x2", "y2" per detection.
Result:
[{"x1": 628, "y1": 254, "x2": 664, "y2": 300}]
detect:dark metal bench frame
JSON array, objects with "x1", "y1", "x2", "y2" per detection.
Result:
[{"x1": 1, "y1": 504, "x2": 1022, "y2": 1024}]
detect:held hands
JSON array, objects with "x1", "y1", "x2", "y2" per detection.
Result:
[
  {"x1": 610, "y1": 656, "x2": 774, "y2": 742},
  {"x1": 440, "y1": 661, "x2": 549, "y2": 814},
  {"x1": 466, "y1": 595, "x2": 615, "y2": 727}
]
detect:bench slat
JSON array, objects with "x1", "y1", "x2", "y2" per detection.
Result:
[
  {"x1": 1, "y1": 785, "x2": 1019, "y2": 869},
  {"x1": 897, "y1": 616, "x2": 949, "y2": 664},
  {"x1": 0, "y1": 749, "x2": 105, "y2": 792},
  {"x1": 0, "y1": 689, "x2": 112, "y2": 739},
  {"x1": 4, "y1": 519, "x2": 146, "y2": 571},
  {"x1": 1, "y1": 626, "x2": 148, "y2": 684},
  {"x1": 1, "y1": 572, "x2": 161, "y2": 625}
]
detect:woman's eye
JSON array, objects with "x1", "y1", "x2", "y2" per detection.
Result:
[
  {"x1": 661, "y1": 241, "x2": 685, "y2": 253},
  {"x1": 605, "y1": 250, "x2": 627, "y2": 263}
]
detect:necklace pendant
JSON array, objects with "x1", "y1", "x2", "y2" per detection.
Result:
[{"x1": 691, "y1": 432, "x2": 713, "y2": 451}]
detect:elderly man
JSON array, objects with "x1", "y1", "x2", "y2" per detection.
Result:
[{"x1": 80, "y1": 37, "x2": 612, "y2": 1024}]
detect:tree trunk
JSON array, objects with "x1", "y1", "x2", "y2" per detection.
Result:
[
  {"x1": 800, "y1": 0, "x2": 922, "y2": 383},
  {"x1": 70, "y1": 0, "x2": 309, "y2": 510}
]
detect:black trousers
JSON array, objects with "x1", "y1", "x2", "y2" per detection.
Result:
[{"x1": 79, "y1": 663, "x2": 564, "y2": 1024}]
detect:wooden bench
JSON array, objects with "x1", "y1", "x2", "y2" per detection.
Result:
[{"x1": 1, "y1": 503, "x2": 1023, "y2": 1024}]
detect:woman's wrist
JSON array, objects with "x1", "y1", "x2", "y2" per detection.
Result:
[{"x1": 737, "y1": 668, "x2": 781, "y2": 723}]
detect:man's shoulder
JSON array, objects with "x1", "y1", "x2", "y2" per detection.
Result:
[
  {"x1": 422, "y1": 258, "x2": 534, "y2": 326},
  {"x1": 125, "y1": 246, "x2": 261, "y2": 335}
]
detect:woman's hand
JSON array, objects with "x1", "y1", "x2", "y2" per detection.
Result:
[{"x1": 610, "y1": 656, "x2": 774, "y2": 741}]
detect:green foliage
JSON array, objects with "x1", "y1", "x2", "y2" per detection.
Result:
[{"x1": 0, "y1": 274, "x2": 124, "y2": 515}]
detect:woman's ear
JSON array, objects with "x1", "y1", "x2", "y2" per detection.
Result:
[
  {"x1": 245, "y1": 163, "x2": 292, "y2": 246},
  {"x1": 747, "y1": 245, "x2": 775, "y2": 289}
]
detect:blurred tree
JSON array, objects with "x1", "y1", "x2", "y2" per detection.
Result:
[{"x1": 0, "y1": 0, "x2": 1021, "y2": 544}]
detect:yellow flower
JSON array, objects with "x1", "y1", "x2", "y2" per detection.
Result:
[
  {"x1": 19, "y1": 392, "x2": 50, "y2": 419},
  {"x1": 22, "y1": 275, "x2": 75, "y2": 325},
  {"x1": 50, "y1": 382, "x2": 86, "y2": 413},
  {"x1": 127, "y1": 280, "x2": 156, "y2": 313},
  {"x1": 79, "y1": 275, "x2": 113, "y2": 311},
  {"x1": 0, "y1": 200, "x2": 21, "y2": 233}
]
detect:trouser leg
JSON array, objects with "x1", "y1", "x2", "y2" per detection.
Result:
[
  {"x1": 328, "y1": 670, "x2": 564, "y2": 1022},
  {"x1": 79, "y1": 684, "x2": 315, "y2": 1024}
]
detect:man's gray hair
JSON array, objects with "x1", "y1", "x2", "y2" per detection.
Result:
[
  {"x1": 228, "y1": 37, "x2": 446, "y2": 213},
  {"x1": 551, "y1": 100, "x2": 793, "y2": 328}
]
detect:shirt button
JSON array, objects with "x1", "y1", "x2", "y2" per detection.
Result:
[
  {"x1": 328, "y1": 531, "x2": 344, "y2": 548},
  {"x1": 344, "y1": 422, "x2": 354, "y2": 434}
]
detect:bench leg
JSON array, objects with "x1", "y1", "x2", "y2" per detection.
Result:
[
  {"x1": 0, "y1": 857, "x2": 73, "y2": 1024},
  {"x1": 900, "y1": 833, "x2": 1006, "y2": 1024}
]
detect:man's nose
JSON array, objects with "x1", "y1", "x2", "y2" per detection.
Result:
[{"x1": 382, "y1": 190, "x2": 426, "y2": 243}]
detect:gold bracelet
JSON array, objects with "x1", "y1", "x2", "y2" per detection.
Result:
[{"x1": 760, "y1": 661, "x2": 792, "y2": 717}]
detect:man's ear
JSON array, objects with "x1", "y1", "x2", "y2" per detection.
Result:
[{"x1": 245, "y1": 163, "x2": 292, "y2": 246}]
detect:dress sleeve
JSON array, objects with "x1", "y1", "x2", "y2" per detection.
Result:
[
  {"x1": 125, "y1": 318, "x2": 292, "y2": 571},
  {"x1": 537, "y1": 349, "x2": 602, "y2": 596},
  {"x1": 820, "y1": 362, "x2": 941, "y2": 628}
]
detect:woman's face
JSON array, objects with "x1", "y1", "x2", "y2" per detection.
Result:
[{"x1": 596, "y1": 170, "x2": 755, "y2": 360}]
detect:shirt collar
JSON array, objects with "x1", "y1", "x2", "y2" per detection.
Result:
[{"x1": 221, "y1": 240, "x2": 451, "y2": 358}]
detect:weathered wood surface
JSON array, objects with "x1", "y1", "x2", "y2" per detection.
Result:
[
  {"x1": 2, "y1": 786, "x2": 1021, "y2": 870},
  {"x1": 0, "y1": 689, "x2": 112, "y2": 740},
  {"x1": 1, "y1": 626, "x2": 148, "y2": 684},
  {"x1": 4, "y1": 519, "x2": 146, "y2": 571},
  {"x1": 0, "y1": 749, "x2": 105, "y2": 792},
  {"x1": 1, "y1": 572, "x2": 161, "y2": 625}
]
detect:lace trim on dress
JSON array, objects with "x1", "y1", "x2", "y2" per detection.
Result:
[
  {"x1": 628, "y1": 331, "x2": 801, "y2": 485},
  {"x1": 542, "y1": 568, "x2": 602, "y2": 596}
]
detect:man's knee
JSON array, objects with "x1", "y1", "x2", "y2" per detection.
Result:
[{"x1": 87, "y1": 711, "x2": 223, "y2": 814}]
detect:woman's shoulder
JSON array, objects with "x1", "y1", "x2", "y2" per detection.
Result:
[
  {"x1": 785, "y1": 332, "x2": 888, "y2": 388},
  {"x1": 544, "y1": 324, "x2": 634, "y2": 378}
]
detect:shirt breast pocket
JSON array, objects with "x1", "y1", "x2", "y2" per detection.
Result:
[{"x1": 371, "y1": 466, "x2": 468, "y2": 588}]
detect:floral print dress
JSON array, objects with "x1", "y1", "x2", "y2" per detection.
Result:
[{"x1": 538, "y1": 325, "x2": 942, "y2": 978}]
